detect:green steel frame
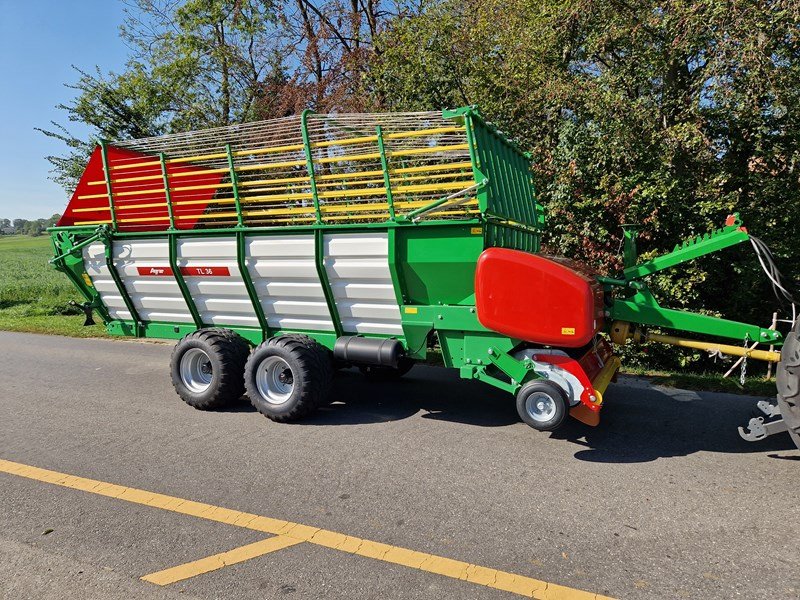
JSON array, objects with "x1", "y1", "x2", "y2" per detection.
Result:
[{"x1": 603, "y1": 214, "x2": 782, "y2": 345}]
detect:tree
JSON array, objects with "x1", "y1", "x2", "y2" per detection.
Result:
[
  {"x1": 41, "y1": 0, "x2": 280, "y2": 193},
  {"x1": 372, "y1": 0, "x2": 800, "y2": 368},
  {"x1": 42, "y1": 0, "x2": 420, "y2": 192}
]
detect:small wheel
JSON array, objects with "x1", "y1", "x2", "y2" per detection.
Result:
[
  {"x1": 359, "y1": 357, "x2": 414, "y2": 381},
  {"x1": 515, "y1": 380, "x2": 569, "y2": 431},
  {"x1": 777, "y1": 317, "x2": 800, "y2": 450},
  {"x1": 170, "y1": 329, "x2": 248, "y2": 410},
  {"x1": 245, "y1": 335, "x2": 331, "y2": 422}
]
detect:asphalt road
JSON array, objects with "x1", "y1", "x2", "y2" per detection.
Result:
[{"x1": 1, "y1": 330, "x2": 798, "y2": 600}]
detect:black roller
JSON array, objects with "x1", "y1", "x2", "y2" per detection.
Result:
[{"x1": 334, "y1": 335, "x2": 404, "y2": 368}]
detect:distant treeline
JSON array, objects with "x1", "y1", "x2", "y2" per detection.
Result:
[{"x1": 1, "y1": 216, "x2": 61, "y2": 237}]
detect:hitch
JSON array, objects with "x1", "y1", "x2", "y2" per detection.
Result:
[
  {"x1": 738, "y1": 401, "x2": 788, "y2": 442},
  {"x1": 69, "y1": 300, "x2": 96, "y2": 326}
]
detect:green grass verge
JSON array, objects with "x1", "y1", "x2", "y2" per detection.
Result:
[
  {"x1": 0, "y1": 235, "x2": 109, "y2": 338},
  {"x1": 621, "y1": 367, "x2": 776, "y2": 396}
]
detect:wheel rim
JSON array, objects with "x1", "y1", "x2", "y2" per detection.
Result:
[
  {"x1": 255, "y1": 356, "x2": 294, "y2": 405},
  {"x1": 525, "y1": 391, "x2": 557, "y2": 423},
  {"x1": 180, "y1": 348, "x2": 213, "y2": 393}
]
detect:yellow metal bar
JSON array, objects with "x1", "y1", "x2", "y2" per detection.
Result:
[
  {"x1": 174, "y1": 211, "x2": 240, "y2": 221},
  {"x1": 75, "y1": 180, "x2": 479, "y2": 220},
  {"x1": 71, "y1": 205, "x2": 112, "y2": 213},
  {"x1": 80, "y1": 180, "x2": 239, "y2": 201},
  {"x1": 239, "y1": 175, "x2": 310, "y2": 187},
  {"x1": 75, "y1": 219, "x2": 114, "y2": 226},
  {"x1": 591, "y1": 356, "x2": 621, "y2": 403},
  {"x1": 307, "y1": 126, "x2": 465, "y2": 150},
  {"x1": 318, "y1": 179, "x2": 475, "y2": 198},
  {"x1": 316, "y1": 150, "x2": 381, "y2": 164},
  {"x1": 173, "y1": 181, "x2": 234, "y2": 193},
  {"x1": 239, "y1": 192, "x2": 314, "y2": 204},
  {"x1": 645, "y1": 332, "x2": 782, "y2": 363},
  {"x1": 313, "y1": 170, "x2": 469, "y2": 192},
  {"x1": 236, "y1": 159, "x2": 306, "y2": 172},
  {"x1": 172, "y1": 166, "x2": 231, "y2": 178},
  {"x1": 106, "y1": 127, "x2": 467, "y2": 173},
  {"x1": 76, "y1": 192, "x2": 112, "y2": 200},
  {"x1": 393, "y1": 161, "x2": 472, "y2": 175},
  {"x1": 391, "y1": 143, "x2": 469, "y2": 158},
  {"x1": 313, "y1": 134, "x2": 377, "y2": 148},
  {"x1": 384, "y1": 126, "x2": 464, "y2": 140},
  {"x1": 392, "y1": 179, "x2": 476, "y2": 194},
  {"x1": 162, "y1": 150, "x2": 227, "y2": 164},
  {"x1": 110, "y1": 158, "x2": 161, "y2": 171},
  {"x1": 101, "y1": 187, "x2": 166, "y2": 199},
  {"x1": 235, "y1": 142, "x2": 305, "y2": 157},
  {"x1": 89, "y1": 173, "x2": 162, "y2": 186},
  {"x1": 89, "y1": 160, "x2": 472, "y2": 188},
  {"x1": 235, "y1": 179, "x2": 476, "y2": 206},
  {"x1": 311, "y1": 143, "x2": 470, "y2": 167}
]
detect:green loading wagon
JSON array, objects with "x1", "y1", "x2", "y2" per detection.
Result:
[{"x1": 49, "y1": 107, "x2": 800, "y2": 447}]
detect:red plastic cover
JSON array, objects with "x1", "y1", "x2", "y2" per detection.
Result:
[{"x1": 475, "y1": 248, "x2": 604, "y2": 347}]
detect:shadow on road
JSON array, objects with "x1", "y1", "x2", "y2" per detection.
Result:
[
  {"x1": 322, "y1": 367, "x2": 796, "y2": 461},
  {"x1": 223, "y1": 365, "x2": 796, "y2": 462},
  {"x1": 552, "y1": 381, "x2": 796, "y2": 463},
  {"x1": 313, "y1": 367, "x2": 518, "y2": 428}
]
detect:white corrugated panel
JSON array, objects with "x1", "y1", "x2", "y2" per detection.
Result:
[
  {"x1": 246, "y1": 235, "x2": 335, "y2": 332},
  {"x1": 324, "y1": 232, "x2": 402, "y2": 335},
  {"x1": 83, "y1": 239, "x2": 195, "y2": 323},
  {"x1": 83, "y1": 242, "x2": 131, "y2": 321},
  {"x1": 177, "y1": 237, "x2": 258, "y2": 327},
  {"x1": 115, "y1": 238, "x2": 194, "y2": 323}
]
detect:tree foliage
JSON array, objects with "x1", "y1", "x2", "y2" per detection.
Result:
[{"x1": 373, "y1": 0, "x2": 800, "y2": 366}]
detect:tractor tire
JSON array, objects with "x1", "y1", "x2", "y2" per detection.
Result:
[
  {"x1": 245, "y1": 335, "x2": 332, "y2": 422},
  {"x1": 170, "y1": 329, "x2": 248, "y2": 410},
  {"x1": 359, "y1": 357, "x2": 414, "y2": 381},
  {"x1": 515, "y1": 380, "x2": 569, "y2": 432},
  {"x1": 776, "y1": 317, "x2": 800, "y2": 450}
]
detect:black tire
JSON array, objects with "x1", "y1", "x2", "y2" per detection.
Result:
[
  {"x1": 278, "y1": 334, "x2": 334, "y2": 389},
  {"x1": 170, "y1": 329, "x2": 248, "y2": 410},
  {"x1": 212, "y1": 327, "x2": 251, "y2": 360},
  {"x1": 515, "y1": 380, "x2": 569, "y2": 431},
  {"x1": 245, "y1": 335, "x2": 332, "y2": 422},
  {"x1": 776, "y1": 317, "x2": 800, "y2": 450},
  {"x1": 359, "y1": 357, "x2": 414, "y2": 381}
]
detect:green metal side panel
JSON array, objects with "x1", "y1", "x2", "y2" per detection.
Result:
[
  {"x1": 395, "y1": 223, "x2": 484, "y2": 306},
  {"x1": 444, "y1": 107, "x2": 543, "y2": 231},
  {"x1": 484, "y1": 221, "x2": 540, "y2": 253}
]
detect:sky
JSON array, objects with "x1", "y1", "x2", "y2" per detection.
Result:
[{"x1": 0, "y1": 1, "x2": 130, "y2": 221}]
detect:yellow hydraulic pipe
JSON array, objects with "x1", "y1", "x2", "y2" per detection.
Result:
[
  {"x1": 642, "y1": 331, "x2": 781, "y2": 363},
  {"x1": 591, "y1": 355, "x2": 622, "y2": 403}
]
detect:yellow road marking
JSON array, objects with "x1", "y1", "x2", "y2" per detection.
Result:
[
  {"x1": 141, "y1": 535, "x2": 303, "y2": 585},
  {"x1": 0, "y1": 459, "x2": 613, "y2": 600}
]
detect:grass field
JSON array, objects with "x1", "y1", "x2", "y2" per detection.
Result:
[
  {"x1": 0, "y1": 235, "x2": 109, "y2": 338},
  {"x1": 0, "y1": 235, "x2": 776, "y2": 394}
]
